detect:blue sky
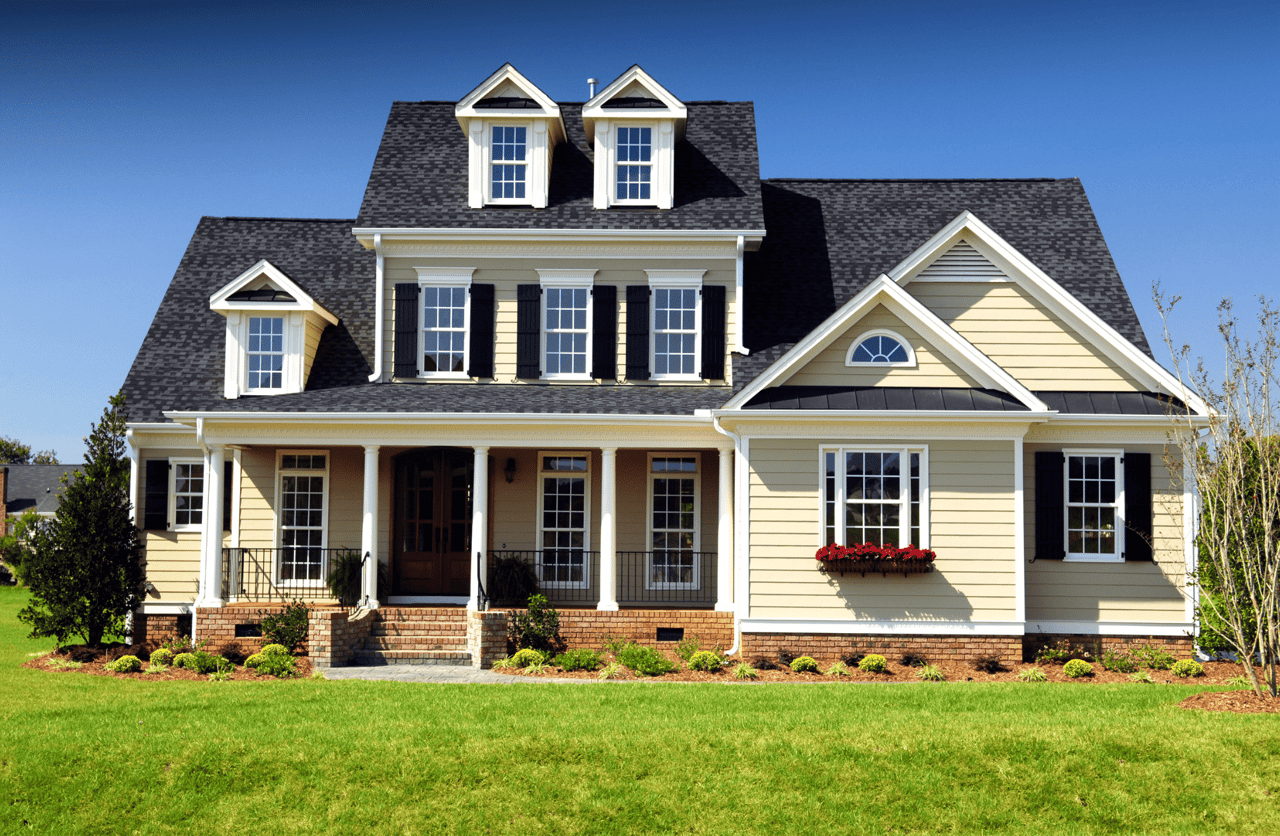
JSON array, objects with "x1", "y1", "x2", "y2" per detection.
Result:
[{"x1": 2, "y1": 0, "x2": 1276, "y2": 461}]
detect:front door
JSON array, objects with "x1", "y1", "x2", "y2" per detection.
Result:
[{"x1": 393, "y1": 449, "x2": 472, "y2": 596}]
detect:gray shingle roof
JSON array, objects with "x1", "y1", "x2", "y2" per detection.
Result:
[
  {"x1": 4, "y1": 464, "x2": 83, "y2": 515},
  {"x1": 355, "y1": 101, "x2": 765, "y2": 231}
]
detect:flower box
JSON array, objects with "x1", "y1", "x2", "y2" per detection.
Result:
[{"x1": 815, "y1": 542, "x2": 937, "y2": 577}]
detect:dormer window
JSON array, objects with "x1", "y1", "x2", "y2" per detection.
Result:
[
  {"x1": 616, "y1": 126, "x2": 652, "y2": 202},
  {"x1": 490, "y1": 125, "x2": 527, "y2": 201},
  {"x1": 246, "y1": 316, "x2": 285, "y2": 390},
  {"x1": 847, "y1": 330, "x2": 915, "y2": 368},
  {"x1": 583, "y1": 66, "x2": 686, "y2": 210}
]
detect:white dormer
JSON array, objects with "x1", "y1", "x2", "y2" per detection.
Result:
[
  {"x1": 210, "y1": 260, "x2": 338, "y2": 399},
  {"x1": 455, "y1": 64, "x2": 565, "y2": 209},
  {"x1": 582, "y1": 66, "x2": 686, "y2": 211}
]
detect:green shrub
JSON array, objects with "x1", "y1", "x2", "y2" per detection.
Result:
[
  {"x1": 1129, "y1": 671, "x2": 1154, "y2": 684},
  {"x1": 492, "y1": 655, "x2": 518, "y2": 670},
  {"x1": 1226, "y1": 674, "x2": 1253, "y2": 687},
  {"x1": 1101, "y1": 648, "x2": 1139, "y2": 673},
  {"x1": 146, "y1": 661, "x2": 168, "y2": 673},
  {"x1": 487, "y1": 553, "x2": 541, "y2": 607},
  {"x1": 1133, "y1": 643, "x2": 1174, "y2": 670},
  {"x1": 688, "y1": 651, "x2": 724, "y2": 672},
  {"x1": 172, "y1": 652, "x2": 196, "y2": 670},
  {"x1": 324, "y1": 550, "x2": 364, "y2": 607},
  {"x1": 1171, "y1": 659, "x2": 1205, "y2": 678},
  {"x1": 858, "y1": 654, "x2": 888, "y2": 673},
  {"x1": 522, "y1": 660, "x2": 551, "y2": 675},
  {"x1": 183, "y1": 650, "x2": 228, "y2": 675},
  {"x1": 510, "y1": 647, "x2": 549, "y2": 668},
  {"x1": 600, "y1": 634, "x2": 627, "y2": 655},
  {"x1": 617, "y1": 643, "x2": 674, "y2": 677},
  {"x1": 597, "y1": 662, "x2": 625, "y2": 680},
  {"x1": 259, "y1": 643, "x2": 289, "y2": 657},
  {"x1": 1017, "y1": 666, "x2": 1048, "y2": 682},
  {"x1": 260, "y1": 603, "x2": 309, "y2": 653},
  {"x1": 552, "y1": 648, "x2": 600, "y2": 671},
  {"x1": 825, "y1": 661, "x2": 850, "y2": 677},
  {"x1": 733, "y1": 663, "x2": 758, "y2": 680},
  {"x1": 245, "y1": 649, "x2": 296, "y2": 678},
  {"x1": 1034, "y1": 639, "x2": 1094, "y2": 665},
  {"x1": 149, "y1": 647, "x2": 174, "y2": 666},
  {"x1": 104, "y1": 654, "x2": 141, "y2": 673},
  {"x1": 208, "y1": 669, "x2": 233, "y2": 682},
  {"x1": 1063, "y1": 659, "x2": 1094, "y2": 678},
  {"x1": 916, "y1": 664, "x2": 946, "y2": 682},
  {"x1": 44, "y1": 658, "x2": 83, "y2": 670},
  {"x1": 510, "y1": 594, "x2": 562, "y2": 654},
  {"x1": 900, "y1": 652, "x2": 928, "y2": 668},
  {"x1": 789, "y1": 656, "x2": 820, "y2": 673},
  {"x1": 674, "y1": 636, "x2": 702, "y2": 661},
  {"x1": 972, "y1": 655, "x2": 1007, "y2": 674}
]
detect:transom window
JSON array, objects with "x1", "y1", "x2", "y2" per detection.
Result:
[
  {"x1": 616, "y1": 126, "x2": 652, "y2": 201},
  {"x1": 422, "y1": 285, "x2": 468, "y2": 374},
  {"x1": 847, "y1": 330, "x2": 914, "y2": 367},
  {"x1": 649, "y1": 455, "x2": 700, "y2": 589},
  {"x1": 652, "y1": 287, "x2": 698, "y2": 377},
  {"x1": 278, "y1": 453, "x2": 327, "y2": 583},
  {"x1": 171, "y1": 460, "x2": 204, "y2": 530},
  {"x1": 1065, "y1": 452, "x2": 1123, "y2": 561},
  {"x1": 490, "y1": 126, "x2": 527, "y2": 200},
  {"x1": 539, "y1": 454, "x2": 590, "y2": 588},
  {"x1": 246, "y1": 316, "x2": 284, "y2": 390},
  {"x1": 544, "y1": 287, "x2": 589, "y2": 377},
  {"x1": 823, "y1": 447, "x2": 926, "y2": 548}
]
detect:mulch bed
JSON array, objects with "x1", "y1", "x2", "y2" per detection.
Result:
[
  {"x1": 22, "y1": 643, "x2": 312, "y2": 681},
  {"x1": 1178, "y1": 690, "x2": 1280, "y2": 714}
]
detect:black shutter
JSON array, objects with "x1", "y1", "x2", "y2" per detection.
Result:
[
  {"x1": 222, "y1": 460, "x2": 233, "y2": 533},
  {"x1": 591, "y1": 285, "x2": 617, "y2": 380},
  {"x1": 516, "y1": 284, "x2": 541, "y2": 378},
  {"x1": 1124, "y1": 452, "x2": 1153, "y2": 561},
  {"x1": 393, "y1": 282, "x2": 419, "y2": 378},
  {"x1": 626, "y1": 285, "x2": 650, "y2": 381},
  {"x1": 1034, "y1": 451, "x2": 1065, "y2": 560},
  {"x1": 467, "y1": 283, "x2": 495, "y2": 379},
  {"x1": 700, "y1": 284, "x2": 727, "y2": 380},
  {"x1": 144, "y1": 459, "x2": 169, "y2": 531}
]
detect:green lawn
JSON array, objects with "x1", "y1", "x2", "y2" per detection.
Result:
[{"x1": 1, "y1": 587, "x2": 1276, "y2": 835}]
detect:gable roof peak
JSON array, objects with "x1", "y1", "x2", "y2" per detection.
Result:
[{"x1": 455, "y1": 63, "x2": 563, "y2": 127}]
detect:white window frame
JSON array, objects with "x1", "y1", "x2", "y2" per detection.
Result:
[
  {"x1": 1062, "y1": 448, "x2": 1126, "y2": 564},
  {"x1": 486, "y1": 123, "x2": 529, "y2": 205},
  {"x1": 820, "y1": 445, "x2": 930, "y2": 549},
  {"x1": 536, "y1": 451, "x2": 592, "y2": 589},
  {"x1": 646, "y1": 453, "x2": 701, "y2": 591},
  {"x1": 169, "y1": 458, "x2": 205, "y2": 532},
  {"x1": 537, "y1": 270, "x2": 595, "y2": 381},
  {"x1": 613, "y1": 123, "x2": 655, "y2": 205},
  {"x1": 846, "y1": 329, "x2": 917, "y2": 368},
  {"x1": 414, "y1": 267, "x2": 474, "y2": 379},
  {"x1": 646, "y1": 270, "x2": 704, "y2": 381},
  {"x1": 244, "y1": 315, "x2": 287, "y2": 393},
  {"x1": 274, "y1": 450, "x2": 330, "y2": 587}
]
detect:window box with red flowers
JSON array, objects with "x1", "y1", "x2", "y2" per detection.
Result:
[{"x1": 815, "y1": 542, "x2": 936, "y2": 577}]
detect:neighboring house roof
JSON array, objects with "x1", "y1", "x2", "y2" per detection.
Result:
[
  {"x1": 355, "y1": 101, "x2": 765, "y2": 230},
  {"x1": 4, "y1": 464, "x2": 83, "y2": 515}
]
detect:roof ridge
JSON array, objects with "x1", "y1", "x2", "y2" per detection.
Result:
[
  {"x1": 762, "y1": 177, "x2": 1067, "y2": 184},
  {"x1": 204, "y1": 216, "x2": 357, "y2": 223}
]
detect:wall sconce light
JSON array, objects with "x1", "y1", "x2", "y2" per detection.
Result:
[{"x1": 503, "y1": 457, "x2": 517, "y2": 484}]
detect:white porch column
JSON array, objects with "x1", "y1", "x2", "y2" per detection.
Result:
[
  {"x1": 716, "y1": 446, "x2": 735, "y2": 612},
  {"x1": 199, "y1": 445, "x2": 225, "y2": 608},
  {"x1": 468, "y1": 446, "x2": 489, "y2": 611},
  {"x1": 361, "y1": 445, "x2": 380, "y2": 609},
  {"x1": 598, "y1": 448, "x2": 619, "y2": 611}
]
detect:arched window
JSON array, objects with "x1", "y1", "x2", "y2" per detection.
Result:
[{"x1": 847, "y1": 330, "x2": 914, "y2": 367}]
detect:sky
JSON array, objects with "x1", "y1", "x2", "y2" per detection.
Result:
[{"x1": 2, "y1": 0, "x2": 1277, "y2": 462}]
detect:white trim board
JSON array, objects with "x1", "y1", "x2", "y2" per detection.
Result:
[
  {"x1": 740, "y1": 619, "x2": 1026, "y2": 637},
  {"x1": 386, "y1": 596, "x2": 469, "y2": 606},
  {"x1": 1025, "y1": 620, "x2": 1193, "y2": 637}
]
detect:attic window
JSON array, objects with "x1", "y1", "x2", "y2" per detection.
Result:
[
  {"x1": 475, "y1": 96, "x2": 539, "y2": 109},
  {"x1": 847, "y1": 330, "x2": 915, "y2": 367}
]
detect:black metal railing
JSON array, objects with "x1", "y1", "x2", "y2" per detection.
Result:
[
  {"x1": 487, "y1": 550, "x2": 717, "y2": 608},
  {"x1": 221, "y1": 547, "x2": 349, "y2": 602}
]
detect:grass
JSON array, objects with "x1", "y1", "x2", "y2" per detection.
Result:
[{"x1": 1, "y1": 587, "x2": 1278, "y2": 834}]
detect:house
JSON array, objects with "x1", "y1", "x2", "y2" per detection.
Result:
[
  {"x1": 2, "y1": 463, "x2": 84, "y2": 522},
  {"x1": 121, "y1": 64, "x2": 1207, "y2": 667}
]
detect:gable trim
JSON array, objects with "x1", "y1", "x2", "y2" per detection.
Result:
[
  {"x1": 455, "y1": 63, "x2": 562, "y2": 122},
  {"x1": 209, "y1": 259, "x2": 338, "y2": 325}
]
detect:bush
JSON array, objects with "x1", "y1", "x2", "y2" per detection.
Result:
[
  {"x1": 1101, "y1": 648, "x2": 1139, "y2": 673},
  {"x1": 104, "y1": 654, "x2": 141, "y2": 673},
  {"x1": 597, "y1": 662, "x2": 625, "y2": 680},
  {"x1": 1034, "y1": 639, "x2": 1095, "y2": 665},
  {"x1": 487, "y1": 553, "x2": 540, "y2": 607},
  {"x1": 674, "y1": 635, "x2": 702, "y2": 662},
  {"x1": 245, "y1": 645, "x2": 296, "y2": 678},
  {"x1": 972, "y1": 655, "x2": 1007, "y2": 674},
  {"x1": 492, "y1": 655, "x2": 518, "y2": 670},
  {"x1": 916, "y1": 664, "x2": 946, "y2": 682},
  {"x1": 1133, "y1": 643, "x2": 1175, "y2": 670},
  {"x1": 733, "y1": 662, "x2": 758, "y2": 680},
  {"x1": 149, "y1": 647, "x2": 174, "y2": 666},
  {"x1": 1172, "y1": 659, "x2": 1205, "y2": 678},
  {"x1": 751, "y1": 656, "x2": 780, "y2": 671},
  {"x1": 789, "y1": 656, "x2": 820, "y2": 673},
  {"x1": 1063, "y1": 659, "x2": 1094, "y2": 678},
  {"x1": 510, "y1": 648, "x2": 549, "y2": 668},
  {"x1": 1129, "y1": 671, "x2": 1154, "y2": 684},
  {"x1": 552, "y1": 648, "x2": 601, "y2": 672},
  {"x1": 260, "y1": 603, "x2": 309, "y2": 653},
  {"x1": 617, "y1": 643, "x2": 674, "y2": 677},
  {"x1": 900, "y1": 652, "x2": 928, "y2": 668},
  {"x1": 825, "y1": 661, "x2": 851, "y2": 677},
  {"x1": 600, "y1": 634, "x2": 627, "y2": 655},
  {"x1": 182, "y1": 651, "x2": 228, "y2": 675},
  {"x1": 688, "y1": 651, "x2": 724, "y2": 672},
  {"x1": 1017, "y1": 666, "x2": 1048, "y2": 682},
  {"x1": 510, "y1": 594, "x2": 561, "y2": 654},
  {"x1": 776, "y1": 649, "x2": 797, "y2": 667},
  {"x1": 522, "y1": 660, "x2": 552, "y2": 675},
  {"x1": 858, "y1": 654, "x2": 888, "y2": 673},
  {"x1": 324, "y1": 551, "x2": 368, "y2": 607},
  {"x1": 172, "y1": 652, "x2": 196, "y2": 670},
  {"x1": 259, "y1": 643, "x2": 289, "y2": 657},
  {"x1": 208, "y1": 669, "x2": 233, "y2": 682}
]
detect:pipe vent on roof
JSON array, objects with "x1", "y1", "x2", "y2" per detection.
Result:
[{"x1": 588, "y1": 78, "x2": 598, "y2": 98}]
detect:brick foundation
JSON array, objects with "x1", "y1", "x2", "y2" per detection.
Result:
[
  {"x1": 740, "y1": 633, "x2": 1024, "y2": 666},
  {"x1": 497, "y1": 608, "x2": 735, "y2": 653},
  {"x1": 132, "y1": 613, "x2": 187, "y2": 645},
  {"x1": 1023, "y1": 633, "x2": 1195, "y2": 663},
  {"x1": 310, "y1": 609, "x2": 375, "y2": 668}
]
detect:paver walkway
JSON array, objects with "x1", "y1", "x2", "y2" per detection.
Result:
[{"x1": 320, "y1": 664, "x2": 592, "y2": 684}]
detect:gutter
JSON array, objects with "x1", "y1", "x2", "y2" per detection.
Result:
[{"x1": 368, "y1": 233, "x2": 384, "y2": 383}]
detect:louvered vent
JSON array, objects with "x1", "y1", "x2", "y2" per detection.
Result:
[{"x1": 916, "y1": 240, "x2": 1007, "y2": 281}]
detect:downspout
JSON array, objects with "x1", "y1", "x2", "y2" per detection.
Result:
[
  {"x1": 367, "y1": 233, "x2": 385, "y2": 382},
  {"x1": 712, "y1": 415, "x2": 744, "y2": 656},
  {"x1": 734, "y1": 236, "x2": 748, "y2": 356}
]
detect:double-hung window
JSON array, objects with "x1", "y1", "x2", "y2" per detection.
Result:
[
  {"x1": 538, "y1": 271, "x2": 595, "y2": 379},
  {"x1": 278, "y1": 452, "x2": 328, "y2": 583},
  {"x1": 1064, "y1": 450, "x2": 1124, "y2": 562},
  {"x1": 652, "y1": 286, "x2": 699, "y2": 379},
  {"x1": 649, "y1": 455, "x2": 700, "y2": 589},
  {"x1": 490, "y1": 125, "x2": 527, "y2": 202},
  {"x1": 615, "y1": 125, "x2": 652, "y2": 202},
  {"x1": 170, "y1": 460, "x2": 204, "y2": 530},
  {"x1": 246, "y1": 316, "x2": 284, "y2": 391},
  {"x1": 421, "y1": 285, "x2": 468, "y2": 374},
  {"x1": 822, "y1": 446, "x2": 928, "y2": 548},
  {"x1": 538, "y1": 454, "x2": 590, "y2": 588}
]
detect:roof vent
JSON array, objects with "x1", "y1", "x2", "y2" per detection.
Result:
[{"x1": 587, "y1": 78, "x2": 598, "y2": 98}]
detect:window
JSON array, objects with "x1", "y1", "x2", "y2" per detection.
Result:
[
  {"x1": 543, "y1": 287, "x2": 590, "y2": 378},
  {"x1": 649, "y1": 455, "x2": 700, "y2": 589},
  {"x1": 538, "y1": 454, "x2": 590, "y2": 588},
  {"x1": 490, "y1": 125, "x2": 527, "y2": 201},
  {"x1": 1065, "y1": 451, "x2": 1123, "y2": 562},
  {"x1": 652, "y1": 287, "x2": 699, "y2": 378},
  {"x1": 277, "y1": 453, "x2": 328, "y2": 583},
  {"x1": 615, "y1": 126, "x2": 652, "y2": 202},
  {"x1": 421, "y1": 285, "x2": 468, "y2": 374},
  {"x1": 246, "y1": 316, "x2": 284, "y2": 390},
  {"x1": 822, "y1": 447, "x2": 927, "y2": 548},
  {"x1": 847, "y1": 330, "x2": 914, "y2": 367},
  {"x1": 170, "y1": 460, "x2": 204, "y2": 530}
]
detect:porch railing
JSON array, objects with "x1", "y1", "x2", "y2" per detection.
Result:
[
  {"x1": 488, "y1": 550, "x2": 717, "y2": 608},
  {"x1": 221, "y1": 547, "x2": 347, "y2": 603}
]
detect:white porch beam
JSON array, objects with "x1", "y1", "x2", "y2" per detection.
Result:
[
  {"x1": 469, "y1": 446, "x2": 489, "y2": 611},
  {"x1": 361, "y1": 445, "x2": 381, "y2": 609},
  {"x1": 716, "y1": 446, "x2": 734, "y2": 612},
  {"x1": 598, "y1": 448, "x2": 619, "y2": 611}
]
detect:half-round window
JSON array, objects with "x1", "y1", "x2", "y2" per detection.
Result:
[{"x1": 847, "y1": 331, "x2": 914, "y2": 366}]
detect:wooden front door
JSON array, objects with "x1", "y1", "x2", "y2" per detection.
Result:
[{"x1": 393, "y1": 449, "x2": 473, "y2": 596}]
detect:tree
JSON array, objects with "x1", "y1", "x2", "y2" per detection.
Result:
[
  {"x1": 17, "y1": 393, "x2": 143, "y2": 646},
  {"x1": 0, "y1": 435, "x2": 59, "y2": 465},
  {"x1": 1157, "y1": 288, "x2": 1279, "y2": 698},
  {"x1": 0, "y1": 509, "x2": 46, "y2": 585}
]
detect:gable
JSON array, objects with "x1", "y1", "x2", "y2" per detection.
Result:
[{"x1": 782, "y1": 304, "x2": 980, "y2": 389}]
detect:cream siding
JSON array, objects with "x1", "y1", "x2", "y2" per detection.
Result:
[
  {"x1": 906, "y1": 281, "x2": 1144, "y2": 391},
  {"x1": 301, "y1": 316, "x2": 324, "y2": 385},
  {"x1": 138, "y1": 446, "x2": 216, "y2": 602},
  {"x1": 747, "y1": 437, "x2": 1018, "y2": 622},
  {"x1": 1024, "y1": 443, "x2": 1187, "y2": 625}
]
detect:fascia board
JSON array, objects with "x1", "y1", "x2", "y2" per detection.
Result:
[
  {"x1": 352, "y1": 228, "x2": 765, "y2": 247},
  {"x1": 1044, "y1": 413, "x2": 1212, "y2": 428},
  {"x1": 162, "y1": 411, "x2": 716, "y2": 428},
  {"x1": 208, "y1": 259, "x2": 339, "y2": 325}
]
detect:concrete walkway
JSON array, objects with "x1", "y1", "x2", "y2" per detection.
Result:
[{"x1": 320, "y1": 664, "x2": 593, "y2": 684}]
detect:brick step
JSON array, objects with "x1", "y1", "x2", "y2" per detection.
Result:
[
  {"x1": 366, "y1": 635, "x2": 467, "y2": 651},
  {"x1": 351, "y1": 649, "x2": 472, "y2": 667}
]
